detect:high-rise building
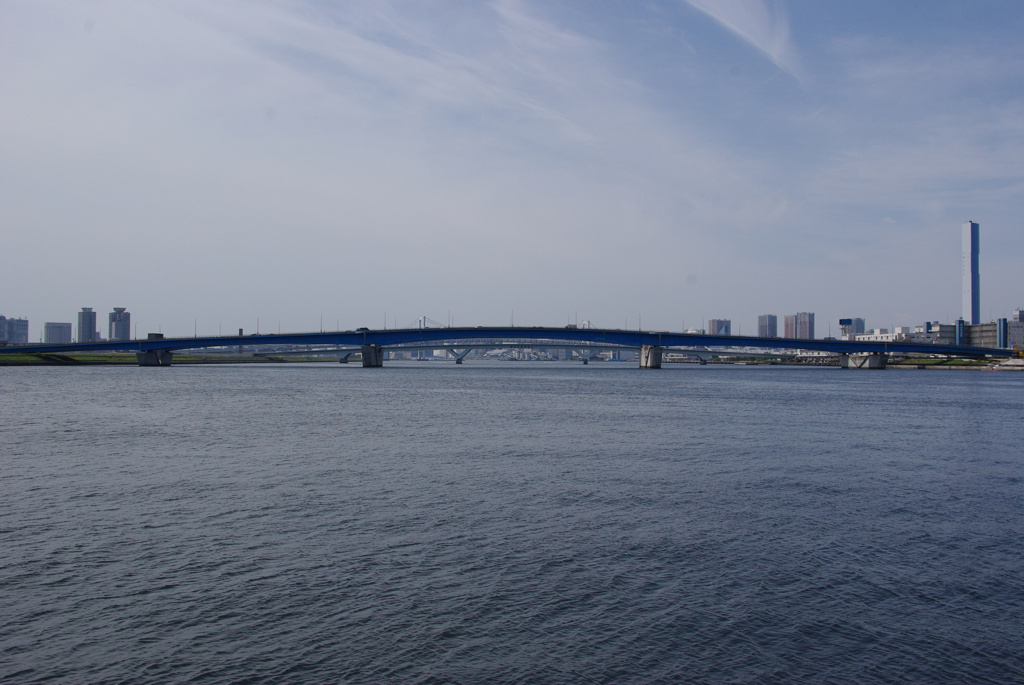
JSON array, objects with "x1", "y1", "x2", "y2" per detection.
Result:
[
  {"x1": 0, "y1": 316, "x2": 29, "y2": 343},
  {"x1": 78, "y1": 307, "x2": 98, "y2": 343},
  {"x1": 1012, "y1": 308, "x2": 1023, "y2": 323},
  {"x1": 44, "y1": 322, "x2": 73, "y2": 344},
  {"x1": 109, "y1": 308, "x2": 131, "y2": 341},
  {"x1": 757, "y1": 314, "x2": 778, "y2": 338},
  {"x1": 708, "y1": 319, "x2": 731, "y2": 336},
  {"x1": 784, "y1": 314, "x2": 797, "y2": 339},
  {"x1": 962, "y1": 220, "x2": 980, "y2": 325},
  {"x1": 796, "y1": 312, "x2": 815, "y2": 340}
]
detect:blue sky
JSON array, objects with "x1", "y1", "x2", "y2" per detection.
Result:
[{"x1": 2, "y1": 0, "x2": 1022, "y2": 338}]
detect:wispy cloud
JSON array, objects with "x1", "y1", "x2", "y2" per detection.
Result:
[
  {"x1": 682, "y1": 0, "x2": 805, "y2": 84},
  {"x1": 2, "y1": 0, "x2": 1022, "y2": 332}
]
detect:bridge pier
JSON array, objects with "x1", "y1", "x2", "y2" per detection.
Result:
[
  {"x1": 136, "y1": 350, "x2": 173, "y2": 366},
  {"x1": 840, "y1": 353, "x2": 887, "y2": 369},
  {"x1": 640, "y1": 345, "x2": 663, "y2": 369},
  {"x1": 360, "y1": 344, "x2": 384, "y2": 368}
]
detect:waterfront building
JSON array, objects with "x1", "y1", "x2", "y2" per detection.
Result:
[
  {"x1": 784, "y1": 315, "x2": 796, "y2": 339},
  {"x1": 708, "y1": 319, "x2": 731, "y2": 336},
  {"x1": 856, "y1": 328, "x2": 895, "y2": 342},
  {"x1": 923, "y1": 322, "x2": 957, "y2": 345},
  {"x1": 109, "y1": 307, "x2": 131, "y2": 341},
  {"x1": 44, "y1": 322, "x2": 73, "y2": 344},
  {"x1": 964, "y1": 320, "x2": 1024, "y2": 349},
  {"x1": 931, "y1": 323, "x2": 958, "y2": 345},
  {"x1": 757, "y1": 314, "x2": 777, "y2": 338},
  {"x1": 1009, "y1": 321, "x2": 1024, "y2": 350},
  {"x1": 1013, "y1": 308, "x2": 1023, "y2": 323},
  {"x1": 77, "y1": 307, "x2": 98, "y2": 343},
  {"x1": 955, "y1": 315, "x2": 1024, "y2": 349},
  {"x1": 962, "y1": 220, "x2": 980, "y2": 324},
  {"x1": 966, "y1": 321, "x2": 1001, "y2": 348},
  {"x1": 909, "y1": 323, "x2": 957, "y2": 345}
]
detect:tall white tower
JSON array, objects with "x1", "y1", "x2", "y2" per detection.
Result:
[
  {"x1": 962, "y1": 221, "x2": 980, "y2": 325},
  {"x1": 77, "y1": 307, "x2": 98, "y2": 343}
]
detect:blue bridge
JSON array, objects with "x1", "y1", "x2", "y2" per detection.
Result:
[{"x1": 0, "y1": 326, "x2": 1011, "y2": 369}]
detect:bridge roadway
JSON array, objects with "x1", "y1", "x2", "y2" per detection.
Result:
[{"x1": 0, "y1": 326, "x2": 1009, "y2": 367}]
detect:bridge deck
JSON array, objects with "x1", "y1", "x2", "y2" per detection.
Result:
[{"x1": 0, "y1": 326, "x2": 1009, "y2": 358}]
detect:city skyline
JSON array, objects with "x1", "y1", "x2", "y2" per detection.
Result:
[
  {"x1": 2, "y1": 2, "x2": 1022, "y2": 336},
  {"x1": 3, "y1": 293, "x2": 1017, "y2": 343}
]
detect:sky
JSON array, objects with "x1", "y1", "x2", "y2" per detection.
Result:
[{"x1": 2, "y1": 0, "x2": 1023, "y2": 339}]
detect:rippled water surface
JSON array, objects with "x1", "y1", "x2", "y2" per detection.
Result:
[{"x1": 2, "y1": 363, "x2": 1023, "y2": 683}]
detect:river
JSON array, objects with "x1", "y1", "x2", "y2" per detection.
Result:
[{"x1": 2, "y1": 363, "x2": 1022, "y2": 682}]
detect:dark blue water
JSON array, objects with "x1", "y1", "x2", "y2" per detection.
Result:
[{"x1": 2, "y1": 363, "x2": 1023, "y2": 683}]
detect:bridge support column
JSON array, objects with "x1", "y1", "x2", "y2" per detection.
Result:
[
  {"x1": 840, "y1": 353, "x2": 887, "y2": 369},
  {"x1": 640, "y1": 345, "x2": 663, "y2": 369},
  {"x1": 360, "y1": 344, "x2": 384, "y2": 368},
  {"x1": 136, "y1": 350, "x2": 173, "y2": 366}
]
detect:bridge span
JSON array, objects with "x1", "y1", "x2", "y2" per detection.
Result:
[{"x1": 0, "y1": 326, "x2": 1010, "y2": 368}]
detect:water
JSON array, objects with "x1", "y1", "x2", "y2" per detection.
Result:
[{"x1": 2, "y1": 363, "x2": 1022, "y2": 683}]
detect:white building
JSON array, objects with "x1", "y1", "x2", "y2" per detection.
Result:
[{"x1": 856, "y1": 328, "x2": 895, "y2": 342}]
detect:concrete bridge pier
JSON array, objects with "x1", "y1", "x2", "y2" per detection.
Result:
[
  {"x1": 840, "y1": 353, "x2": 887, "y2": 369},
  {"x1": 640, "y1": 345, "x2": 663, "y2": 369},
  {"x1": 360, "y1": 344, "x2": 384, "y2": 367},
  {"x1": 136, "y1": 350, "x2": 173, "y2": 366}
]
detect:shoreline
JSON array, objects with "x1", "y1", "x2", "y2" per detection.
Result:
[{"x1": 2, "y1": 353, "x2": 1020, "y2": 369}]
